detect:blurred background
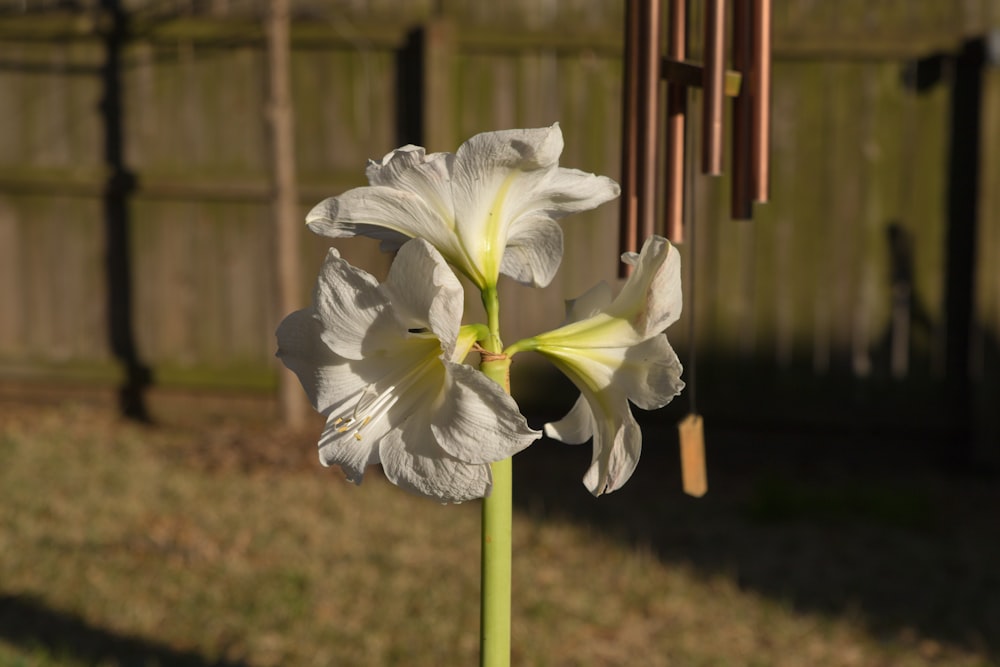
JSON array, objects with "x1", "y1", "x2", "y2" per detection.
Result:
[{"x1": 0, "y1": 1, "x2": 999, "y2": 665}]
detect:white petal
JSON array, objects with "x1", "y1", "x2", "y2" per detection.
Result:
[
  {"x1": 498, "y1": 218, "x2": 563, "y2": 288},
  {"x1": 380, "y1": 414, "x2": 492, "y2": 502},
  {"x1": 455, "y1": 127, "x2": 618, "y2": 287},
  {"x1": 498, "y1": 167, "x2": 619, "y2": 287},
  {"x1": 563, "y1": 281, "x2": 614, "y2": 323},
  {"x1": 313, "y1": 363, "x2": 377, "y2": 420},
  {"x1": 310, "y1": 248, "x2": 388, "y2": 360},
  {"x1": 306, "y1": 193, "x2": 409, "y2": 250},
  {"x1": 276, "y1": 308, "x2": 337, "y2": 407},
  {"x1": 457, "y1": 125, "x2": 564, "y2": 175},
  {"x1": 316, "y1": 351, "x2": 446, "y2": 483},
  {"x1": 540, "y1": 344, "x2": 623, "y2": 392},
  {"x1": 430, "y1": 362, "x2": 539, "y2": 464},
  {"x1": 619, "y1": 335, "x2": 685, "y2": 410},
  {"x1": 318, "y1": 412, "x2": 381, "y2": 484},
  {"x1": 306, "y1": 187, "x2": 466, "y2": 271},
  {"x1": 507, "y1": 166, "x2": 620, "y2": 224},
  {"x1": 538, "y1": 349, "x2": 648, "y2": 494},
  {"x1": 449, "y1": 126, "x2": 564, "y2": 280},
  {"x1": 535, "y1": 313, "x2": 642, "y2": 352},
  {"x1": 543, "y1": 394, "x2": 594, "y2": 445},
  {"x1": 382, "y1": 239, "x2": 463, "y2": 358},
  {"x1": 581, "y1": 398, "x2": 643, "y2": 496},
  {"x1": 365, "y1": 144, "x2": 427, "y2": 185},
  {"x1": 367, "y1": 148, "x2": 457, "y2": 225},
  {"x1": 276, "y1": 308, "x2": 376, "y2": 414},
  {"x1": 610, "y1": 235, "x2": 683, "y2": 336}
]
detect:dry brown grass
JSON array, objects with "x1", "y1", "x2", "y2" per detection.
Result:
[{"x1": 0, "y1": 401, "x2": 996, "y2": 666}]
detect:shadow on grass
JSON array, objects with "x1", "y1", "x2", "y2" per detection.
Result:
[
  {"x1": 514, "y1": 401, "x2": 1000, "y2": 660},
  {"x1": 0, "y1": 593, "x2": 249, "y2": 667}
]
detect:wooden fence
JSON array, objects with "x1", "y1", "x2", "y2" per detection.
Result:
[{"x1": 0, "y1": 1, "x2": 998, "y2": 450}]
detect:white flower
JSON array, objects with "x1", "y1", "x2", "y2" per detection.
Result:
[
  {"x1": 518, "y1": 236, "x2": 684, "y2": 496},
  {"x1": 276, "y1": 239, "x2": 539, "y2": 502},
  {"x1": 305, "y1": 123, "x2": 620, "y2": 291}
]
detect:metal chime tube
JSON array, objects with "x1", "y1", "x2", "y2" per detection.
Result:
[
  {"x1": 701, "y1": 0, "x2": 725, "y2": 175},
  {"x1": 619, "y1": 0, "x2": 641, "y2": 274},
  {"x1": 752, "y1": 0, "x2": 771, "y2": 202},
  {"x1": 731, "y1": 0, "x2": 753, "y2": 219},
  {"x1": 621, "y1": 0, "x2": 769, "y2": 259},
  {"x1": 639, "y1": 0, "x2": 663, "y2": 241},
  {"x1": 665, "y1": 0, "x2": 687, "y2": 242}
]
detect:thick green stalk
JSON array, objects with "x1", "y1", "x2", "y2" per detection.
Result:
[
  {"x1": 481, "y1": 285, "x2": 502, "y2": 352},
  {"x1": 479, "y1": 426, "x2": 512, "y2": 667},
  {"x1": 479, "y1": 284, "x2": 511, "y2": 667}
]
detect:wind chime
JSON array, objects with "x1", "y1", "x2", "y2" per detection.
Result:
[{"x1": 619, "y1": 0, "x2": 772, "y2": 496}]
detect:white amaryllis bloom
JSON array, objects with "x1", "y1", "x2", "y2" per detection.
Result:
[
  {"x1": 276, "y1": 239, "x2": 539, "y2": 503},
  {"x1": 517, "y1": 236, "x2": 684, "y2": 496},
  {"x1": 306, "y1": 123, "x2": 620, "y2": 291}
]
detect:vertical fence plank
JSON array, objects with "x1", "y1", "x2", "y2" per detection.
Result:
[
  {"x1": 786, "y1": 61, "x2": 828, "y2": 375},
  {"x1": 824, "y1": 62, "x2": 865, "y2": 376},
  {"x1": 763, "y1": 59, "x2": 798, "y2": 369},
  {"x1": 854, "y1": 63, "x2": 902, "y2": 380},
  {"x1": 0, "y1": 198, "x2": 21, "y2": 356},
  {"x1": 267, "y1": 0, "x2": 308, "y2": 426},
  {"x1": 907, "y1": 64, "x2": 950, "y2": 377},
  {"x1": 422, "y1": 18, "x2": 458, "y2": 151}
]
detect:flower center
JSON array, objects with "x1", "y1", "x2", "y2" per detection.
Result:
[{"x1": 332, "y1": 384, "x2": 399, "y2": 441}]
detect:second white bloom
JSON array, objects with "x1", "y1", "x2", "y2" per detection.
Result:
[
  {"x1": 513, "y1": 235, "x2": 685, "y2": 496},
  {"x1": 276, "y1": 239, "x2": 539, "y2": 503}
]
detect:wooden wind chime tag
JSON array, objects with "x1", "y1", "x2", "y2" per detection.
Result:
[{"x1": 678, "y1": 414, "x2": 707, "y2": 497}]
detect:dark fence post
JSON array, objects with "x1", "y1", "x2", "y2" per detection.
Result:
[
  {"x1": 99, "y1": 0, "x2": 150, "y2": 421},
  {"x1": 396, "y1": 18, "x2": 456, "y2": 151},
  {"x1": 943, "y1": 37, "x2": 985, "y2": 465}
]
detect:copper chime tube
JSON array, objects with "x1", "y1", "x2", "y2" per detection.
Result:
[
  {"x1": 638, "y1": 0, "x2": 663, "y2": 242},
  {"x1": 730, "y1": 0, "x2": 753, "y2": 219},
  {"x1": 701, "y1": 0, "x2": 725, "y2": 175},
  {"x1": 618, "y1": 0, "x2": 641, "y2": 274},
  {"x1": 665, "y1": 0, "x2": 687, "y2": 242},
  {"x1": 752, "y1": 0, "x2": 771, "y2": 202}
]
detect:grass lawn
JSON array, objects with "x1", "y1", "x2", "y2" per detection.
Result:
[{"x1": 0, "y1": 400, "x2": 996, "y2": 666}]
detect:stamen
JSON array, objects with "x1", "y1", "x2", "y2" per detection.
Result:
[
  {"x1": 330, "y1": 383, "x2": 401, "y2": 443},
  {"x1": 329, "y1": 354, "x2": 436, "y2": 444}
]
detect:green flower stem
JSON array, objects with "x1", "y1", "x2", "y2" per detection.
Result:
[
  {"x1": 479, "y1": 284, "x2": 511, "y2": 667},
  {"x1": 481, "y1": 285, "x2": 502, "y2": 354},
  {"x1": 503, "y1": 336, "x2": 537, "y2": 357},
  {"x1": 480, "y1": 439, "x2": 512, "y2": 667}
]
